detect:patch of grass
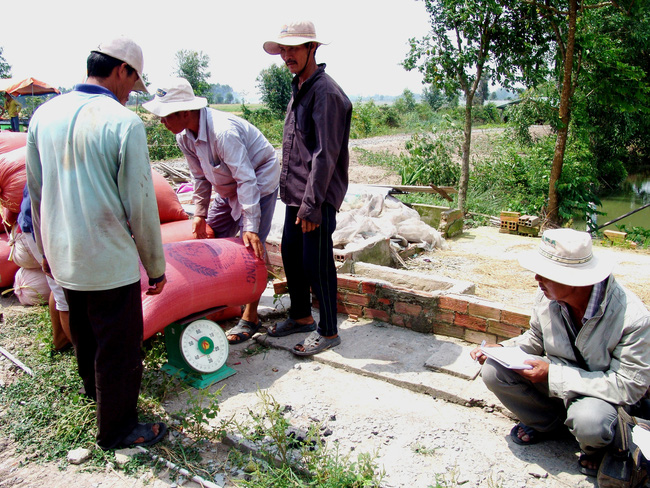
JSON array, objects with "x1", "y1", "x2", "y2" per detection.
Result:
[
  {"x1": 353, "y1": 148, "x2": 401, "y2": 170},
  {"x1": 411, "y1": 442, "x2": 436, "y2": 456},
  {"x1": 230, "y1": 390, "x2": 385, "y2": 487}
]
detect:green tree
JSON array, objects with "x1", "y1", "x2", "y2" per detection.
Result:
[
  {"x1": 393, "y1": 89, "x2": 417, "y2": 113},
  {"x1": 521, "y1": 0, "x2": 642, "y2": 226},
  {"x1": 403, "y1": 0, "x2": 550, "y2": 213},
  {"x1": 256, "y1": 64, "x2": 293, "y2": 116},
  {"x1": 175, "y1": 50, "x2": 211, "y2": 100},
  {"x1": 422, "y1": 85, "x2": 446, "y2": 111},
  {"x1": 0, "y1": 47, "x2": 11, "y2": 78}
]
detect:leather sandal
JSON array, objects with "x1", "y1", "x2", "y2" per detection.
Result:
[{"x1": 267, "y1": 317, "x2": 316, "y2": 337}]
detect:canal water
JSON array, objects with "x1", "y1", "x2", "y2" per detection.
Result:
[{"x1": 594, "y1": 173, "x2": 649, "y2": 231}]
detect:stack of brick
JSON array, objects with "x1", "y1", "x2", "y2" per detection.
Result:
[
  {"x1": 324, "y1": 274, "x2": 531, "y2": 342},
  {"x1": 499, "y1": 211, "x2": 520, "y2": 234}
]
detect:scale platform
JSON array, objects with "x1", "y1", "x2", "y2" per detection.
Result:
[{"x1": 161, "y1": 307, "x2": 237, "y2": 389}]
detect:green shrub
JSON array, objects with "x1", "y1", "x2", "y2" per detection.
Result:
[
  {"x1": 397, "y1": 118, "x2": 462, "y2": 186},
  {"x1": 143, "y1": 117, "x2": 183, "y2": 161}
]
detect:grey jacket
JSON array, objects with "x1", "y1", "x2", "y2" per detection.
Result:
[
  {"x1": 280, "y1": 64, "x2": 352, "y2": 224},
  {"x1": 503, "y1": 276, "x2": 650, "y2": 406}
]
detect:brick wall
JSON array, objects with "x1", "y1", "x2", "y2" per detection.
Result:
[{"x1": 332, "y1": 273, "x2": 531, "y2": 343}]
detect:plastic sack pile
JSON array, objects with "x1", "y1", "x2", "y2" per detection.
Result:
[
  {"x1": 332, "y1": 185, "x2": 446, "y2": 251},
  {"x1": 267, "y1": 184, "x2": 446, "y2": 253}
]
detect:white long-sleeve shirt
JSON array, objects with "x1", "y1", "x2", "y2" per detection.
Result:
[{"x1": 176, "y1": 108, "x2": 279, "y2": 233}]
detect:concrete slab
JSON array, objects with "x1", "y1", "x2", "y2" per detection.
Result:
[{"x1": 252, "y1": 281, "x2": 506, "y2": 412}]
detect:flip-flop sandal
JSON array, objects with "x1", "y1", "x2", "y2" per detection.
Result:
[
  {"x1": 578, "y1": 451, "x2": 603, "y2": 477},
  {"x1": 293, "y1": 331, "x2": 341, "y2": 356},
  {"x1": 119, "y1": 422, "x2": 167, "y2": 448},
  {"x1": 267, "y1": 317, "x2": 316, "y2": 337},
  {"x1": 227, "y1": 319, "x2": 261, "y2": 344},
  {"x1": 510, "y1": 423, "x2": 548, "y2": 445}
]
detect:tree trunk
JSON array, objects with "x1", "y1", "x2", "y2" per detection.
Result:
[
  {"x1": 547, "y1": 0, "x2": 578, "y2": 227},
  {"x1": 458, "y1": 94, "x2": 474, "y2": 213}
]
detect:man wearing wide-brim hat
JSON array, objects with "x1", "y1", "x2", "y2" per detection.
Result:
[
  {"x1": 471, "y1": 228, "x2": 650, "y2": 477},
  {"x1": 262, "y1": 20, "x2": 352, "y2": 356},
  {"x1": 143, "y1": 77, "x2": 280, "y2": 345}
]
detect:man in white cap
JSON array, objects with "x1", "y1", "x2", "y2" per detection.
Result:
[
  {"x1": 471, "y1": 228, "x2": 650, "y2": 477},
  {"x1": 263, "y1": 20, "x2": 352, "y2": 355},
  {"x1": 26, "y1": 36, "x2": 167, "y2": 450},
  {"x1": 143, "y1": 77, "x2": 280, "y2": 344}
]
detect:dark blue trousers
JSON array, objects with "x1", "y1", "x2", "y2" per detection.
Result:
[{"x1": 281, "y1": 204, "x2": 338, "y2": 337}]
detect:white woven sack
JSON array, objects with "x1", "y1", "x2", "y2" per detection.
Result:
[
  {"x1": 8, "y1": 230, "x2": 41, "y2": 269},
  {"x1": 13, "y1": 267, "x2": 51, "y2": 306}
]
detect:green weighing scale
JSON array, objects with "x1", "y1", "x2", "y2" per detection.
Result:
[{"x1": 161, "y1": 307, "x2": 236, "y2": 389}]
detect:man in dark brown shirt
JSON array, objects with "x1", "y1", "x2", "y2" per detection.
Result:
[{"x1": 263, "y1": 20, "x2": 352, "y2": 355}]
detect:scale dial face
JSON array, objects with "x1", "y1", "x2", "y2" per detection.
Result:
[{"x1": 179, "y1": 320, "x2": 229, "y2": 373}]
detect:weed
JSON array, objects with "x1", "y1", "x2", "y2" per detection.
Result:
[
  {"x1": 411, "y1": 442, "x2": 437, "y2": 456},
  {"x1": 173, "y1": 386, "x2": 227, "y2": 442},
  {"x1": 230, "y1": 390, "x2": 384, "y2": 487},
  {"x1": 240, "y1": 343, "x2": 270, "y2": 358}
]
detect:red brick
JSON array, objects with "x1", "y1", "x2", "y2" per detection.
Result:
[
  {"x1": 465, "y1": 330, "x2": 497, "y2": 345},
  {"x1": 433, "y1": 323, "x2": 465, "y2": 339},
  {"x1": 345, "y1": 292, "x2": 372, "y2": 306},
  {"x1": 454, "y1": 314, "x2": 488, "y2": 332},
  {"x1": 432, "y1": 310, "x2": 455, "y2": 325},
  {"x1": 439, "y1": 296, "x2": 468, "y2": 313},
  {"x1": 378, "y1": 298, "x2": 391, "y2": 306},
  {"x1": 501, "y1": 309, "x2": 531, "y2": 328},
  {"x1": 487, "y1": 320, "x2": 525, "y2": 339},
  {"x1": 394, "y1": 301, "x2": 422, "y2": 317},
  {"x1": 363, "y1": 308, "x2": 390, "y2": 322},
  {"x1": 391, "y1": 314, "x2": 406, "y2": 327},
  {"x1": 361, "y1": 282, "x2": 377, "y2": 294},
  {"x1": 468, "y1": 302, "x2": 501, "y2": 321},
  {"x1": 337, "y1": 303, "x2": 362, "y2": 316},
  {"x1": 337, "y1": 276, "x2": 361, "y2": 292}
]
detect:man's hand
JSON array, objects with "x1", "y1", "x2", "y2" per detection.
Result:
[
  {"x1": 242, "y1": 231, "x2": 265, "y2": 259},
  {"x1": 41, "y1": 257, "x2": 53, "y2": 278},
  {"x1": 517, "y1": 359, "x2": 549, "y2": 383},
  {"x1": 295, "y1": 216, "x2": 319, "y2": 233},
  {"x1": 192, "y1": 216, "x2": 208, "y2": 239},
  {"x1": 146, "y1": 276, "x2": 167, "y2": 295},
  {"x1": 470, "y1": 343, "x2": 502, "y2": 365}
]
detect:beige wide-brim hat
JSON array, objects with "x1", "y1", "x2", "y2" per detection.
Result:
[
  {"x1": 142, "y1": 77, "x2": 207, "y2": 118},
  {"x1": 93, "y1": 36, "x2": 148, "y2": 93},
  {"x1": 263, "y1": 20, "x2": 329, "y2": 55},
  {"x1": 518, "y1": 228, "x2": 615, "y2": 287}
]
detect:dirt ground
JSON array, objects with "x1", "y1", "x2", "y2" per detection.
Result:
[{"x1": 1, "y1": 130, "x2": 648, "y2": 488}]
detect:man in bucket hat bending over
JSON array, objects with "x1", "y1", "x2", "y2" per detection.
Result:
[
  {"x1": 263, "y1": 20, "x2": 352, "y2": 356},
  {"x1": 26, "y1": 36, "x2": 167, "y2": 450},
  {"x1": 471, "y1": 228, "x2": 650, "y2": 477},
  {"x1": 143, "y1": 77, "x2": 280, "y2": 345}
]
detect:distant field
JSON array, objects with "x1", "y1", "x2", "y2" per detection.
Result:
[{"x1": 210, "y1": 103, "x2": 263, "y2": 115}]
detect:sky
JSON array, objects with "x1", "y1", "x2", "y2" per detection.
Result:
[{"x1": 1, "y1": 0, "x2": 432, "y2": 102}]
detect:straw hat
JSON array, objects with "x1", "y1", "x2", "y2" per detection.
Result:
[
  {"x1": 142, "y1": 78, "x2": 207, "y2": 118},
  {"x1": 93, "y1": 36, "x2": 148, "y2": 93},
  {"x1": 518, "y1": 228, "x2": 615, "y2": 286},
  {"x1": 263, "y1": 20, "x2": 329, "y2": 55}
]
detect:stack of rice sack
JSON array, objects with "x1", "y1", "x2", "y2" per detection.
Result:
[{"x1": 0, "y1": 132, "x2": 26, "y2": 290}]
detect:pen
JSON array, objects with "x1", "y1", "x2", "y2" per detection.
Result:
[{"x1": 475, "y1": 340, "x2": 487, "y2": 362}]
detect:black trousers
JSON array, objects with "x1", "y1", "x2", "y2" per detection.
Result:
[
  {"x1": 63, "y1": 281, "x2": 143, "y2": 449},
  {"x1": 281, "y1": 204, "x2": 338, "y2": 337}
]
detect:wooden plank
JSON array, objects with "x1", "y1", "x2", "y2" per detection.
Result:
[{"x1": 371, "y1": 184, "x2": 458, "y2": 195}]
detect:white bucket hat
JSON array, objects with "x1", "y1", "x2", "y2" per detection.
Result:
[
  {"x1": 93, "y1": 36, "x2": 148, "y2": 93},
  {"x1": 518, "y1": 228, "x2": 615, "y2": 287},
  {"x1": 263, "y1": 20, "x2": 329, "y2": 55},
  {"x1": 142, "y1": 78, "x2": 208, "y2": 118}
]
